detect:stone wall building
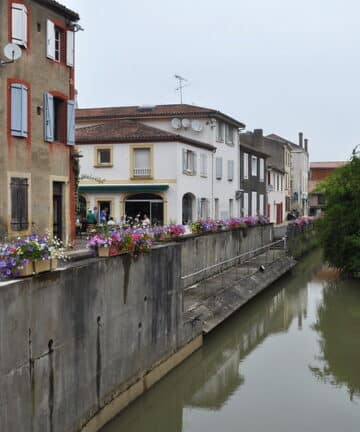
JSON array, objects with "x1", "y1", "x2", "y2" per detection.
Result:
[{"x1": 0, "y1": 0, "x2": 79, "y2": 240}]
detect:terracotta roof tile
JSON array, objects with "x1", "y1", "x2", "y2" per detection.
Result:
[
  {"x1": 310, "y1": 161, "x2": 347, "y2": 169},
  {"x1": 76, "y1": 103, "x2": 245, "y2": 128},
  {"x1": 76, "y1": 120, "x2": 216, "y2": 151}
]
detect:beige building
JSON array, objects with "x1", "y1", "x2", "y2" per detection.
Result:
[{"x1": 0, "y1": 0, "x2": 80, "y2": 240}]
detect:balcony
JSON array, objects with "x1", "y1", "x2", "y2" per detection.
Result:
[{"x1": 133, "y1": 167, "x2": 151, "y2": 177}]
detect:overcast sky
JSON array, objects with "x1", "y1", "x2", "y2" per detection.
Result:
[{"x1": 62, "y1": 0, "x2": 360, "y2": 161}]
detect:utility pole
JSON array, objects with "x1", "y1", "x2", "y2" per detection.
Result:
[{"x1": 174, "y1": 74, "x2": 188, "y2": 104}]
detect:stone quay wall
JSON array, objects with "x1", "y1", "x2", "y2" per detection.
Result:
[{"x1": 0, "y1": 225, "x2": 274, "y2": 432}]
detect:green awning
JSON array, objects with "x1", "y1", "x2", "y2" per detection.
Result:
[{"x1": 79, "y1": 184, "x2": 169, "y2": 193}]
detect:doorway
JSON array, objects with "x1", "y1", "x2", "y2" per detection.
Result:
[
  {"x1": 182, "y1": 193, "x2": 195, "y2": 224},
  {"x1": 97, "y1": 200, "x2": 112, "y2": 222},
  {"x1": 53, "y1": 182, "x2": 63, "y2": 239}
]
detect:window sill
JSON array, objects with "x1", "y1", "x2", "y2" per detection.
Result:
[
  {"x1": 216, "y1": 138, "x2": 224, "y2": 143},
  {"x1": 183, "y1": 171, "x2": 196, "y2": 176},
  {"x1": 131, "y1": 175, "x2": 153, "y2": 180},
  {"x1": 200, "y1": 174, "x2": 208, "y2": 178},
  {"x1": 94, "y1": 164, "x2": 113, "y2": 168}
]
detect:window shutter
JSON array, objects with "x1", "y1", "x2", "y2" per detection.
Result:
[
  {"x1": 243, "y1": 193, "x2": 249, "y2": 217},
  {"x1": 243, "y1": 153, "x2": 249, "y2": 179},
  {"x1": 200, "y1": 153, "x2": 207, "y2": 177},
  {"x1": 11, "y1": 83, "x2": 28, "y2": 137},
  {"x1": 44, "y1": 92, "x2": 54, "y2": 142},
  {"x1": 47, "y1": 20, "x2": 56, "y2": 60},
  {"x1": 66, "y1": 30, "x2": 74, "y2": 67},
  {"x1": 259, "y1": 158, "x2": 264, "y2": 181},
  {"x1": 216, "y1": 157, "x2": 222, "y2": 179},
  {"x1": 12, "y1": 3, "x2": 27, "y2": 47},
  {"x1": 182, "y1": 149, "x2": 187, "y2": 172},
  {"x1": 192, "y1": 152, "x2": 197, "y2": 175},
  {"x1": 67, "y1": 100, "x2": 76, "y2": 145},
  {"x1": 11, "y1": 177, "x2": 29, "y2": 231},
  {"x1": 228, "y1": 160, "x2": 234, "y2": 181}
]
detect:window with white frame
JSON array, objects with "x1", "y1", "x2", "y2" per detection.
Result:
[
  {"x1": 259, "y1": 158, "x2": 264, "y2": 182},
  {"x1": 225, "y1": 124, "x2": 234, "y2": 145},
  {"x1": 259, "y1": 194, "x2": 264, "y2": 216},
  {"x1": 251, "y1": 191, "x2": 257, "y2": 216},
  {"x1": 200, "y1": 198, "x2": 209, "y2": 219},
  {"x1": 216, "y1": 121, "x2": 224, "y2": 142},
  {"x1": 215, "y1": 157, "x2": 223, "y2": 179},
  {"x1": 227, "y1": 160, "x2": 234, "y2": 181},
  {"x1": 11, "y1": 3, "x2": 28, "y2": 48},
  {"x1": 183, "y1": 149, "x2": 197, "y2": 175},
  {"x1": 251, "y1": 156, "x2": 257, "y2": 176},
  {"x1": 134, "y1": 148, "x2": 151, "y2": 177},
  {"x1": 10, "y1": 82, "x2": 28, "y2": 138},
  {"x1": 200, "y1": 153, "x2": 208, "y2": 177},
  {"x1": 243, "y1": 153, "x2": 249, "y2": 179},
  {"x1": 47, "y1": 20, "x2": 74, "y2": 66},
  {"x1": 95, "y1": 147, "x2": 112, "y2": 167},
  {"x1": 243, "y1": 193, "x2": 249, "y2": 217}
]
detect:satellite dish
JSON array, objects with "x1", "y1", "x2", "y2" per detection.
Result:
[
  {"x1": 4, "y1": 43, "x2": 22, "y2": 61},
  {"x1": 191, "y1": 119, "x2": 203, "y2": 132},
  {"x1": 182, "y1": 118, "x2": 190, "y2": 128},
  {"x1": 171, "y1": 118, "x2": 181, "y2": 129}
]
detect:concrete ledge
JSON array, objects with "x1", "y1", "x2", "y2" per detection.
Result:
[{"x1": 81, "y1": 335, "x2": 203, "y2": 432}]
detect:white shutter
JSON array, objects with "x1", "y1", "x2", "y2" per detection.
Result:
[
  {"x1": 259, "y1": 194, "x2": 264, "y2": 216},
  {"x1": 134, "y1": 149, "x2": 150, "y2": 169},
  {"x1": 243, "y1": 153, "x2": 249, "y2": 179},
  {"x1": 44, "y1": 92, "x2": 54, "y2": 142},
  {"x1": 182, "y1": 149, "x2": 187, "y2": 172},
  {"x1": 12, "y1": 3, "x2": 27, "y2": 47},
  {"x1": 251, "y1": 191, "x2": 257, "y2": 216},
  {"x1": 227, "y1": 160, "x2": 234, "y2": 181},
  {"x1": 66, "y1": 30, "x2": 74, "y2": 67},
  {"x1": 251, "y1": 156, "x2": 258, "y2": 176},
  {"x1": 200, "y1": 153, "x2": 207, "y2": 177},
  {"x1": 67, "y1": 100, "x2": 76, "y2": 145},
  {"x1": 259, "y1": 158, "x2": 264, "y2": 182},
  {"x1": 192, "y1": 152, "x2": 197, "y2": 175},
  {"x1": 47, "y1": 20, "x2": 56, "y2": 60},
  {"x1": 216, "y1": 157, "x2": 222, "y2": 179}
]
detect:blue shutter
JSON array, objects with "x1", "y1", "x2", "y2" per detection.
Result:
[
  {"x1": 67, "y1": 100, "x2": 75, "y2": 145},
  {"x1": 44, "y1": 92, "x2": 54, "y2": 142},
  {"x1": 11, "y1": 83, "x2": 28, "y2": 137}
]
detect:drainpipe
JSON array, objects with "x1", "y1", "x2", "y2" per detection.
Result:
[{"x1": 211, "y1": 149, "x2": 215, "y2": 218}]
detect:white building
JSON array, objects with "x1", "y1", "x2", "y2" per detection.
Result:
[
  {"x1": 76, "y1": 105, "x2": 245, "y2": 224},
  {"x1": 290, "y1": 134, "x2": 309, "y2": 216}
]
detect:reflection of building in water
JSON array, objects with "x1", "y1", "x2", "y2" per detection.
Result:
[{"x1": 185, "y1": 274, "x2": 309, "y2": 410}]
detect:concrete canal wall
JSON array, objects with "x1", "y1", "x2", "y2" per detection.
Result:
[{"x1": 0, "y1": 225, "x2": 283, "y2": 432}]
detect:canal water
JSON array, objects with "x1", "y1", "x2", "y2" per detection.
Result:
[{"x1": 102, "y1": 249, "x2": 360, "y2": 432}]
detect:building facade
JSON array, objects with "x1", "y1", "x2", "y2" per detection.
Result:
[
  {"x1": 239, "y1": 132, "x2": 268, "y2": 217},
  {"x1": 0, "y1": 0, "x2": 79, "y2": 240},
  {"x1": 76, "y1": 104, "x2": 246, "y2": 224}
]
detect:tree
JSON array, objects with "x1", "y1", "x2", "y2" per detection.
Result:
[{"x1": 316, "y1": 148, "x2": 360, "y2": 277}]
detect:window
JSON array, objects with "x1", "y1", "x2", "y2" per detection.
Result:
[
  {"x1": 214, "y1": 198, "x2": 219, "y2": 219},
  {"x1": 251, "y1": 191, "x2": 257, "y2": 216},
  {"x1": 215, "y1": 157, "x2": 223, "y2": 179},
  {"x1": 251, "y1": 156, "x2": 257, "y2": 176},
  {"x1": 200, "y1": 198, "x2": 209, "y2": 219},
  {"x1": 200, "y1": 153, "x2": 208, "y2": 177},
  {"x1": 225, "y1": 124, "x2": 233, "y2": 145},
  {"x1": 10, "y1": 177, "x2": 29, "y2": 231},
  {"x1": 243, "y1": 153, "x2": 249, "y2": 179},
  {"x1": 227, "y1": 160, "x2": 234, "y2": 181},
  {"x1": 133, "y1": 148, "x2": 151, "y2": 177},
  {"x1": 12, "y1": 3, "x2": 28, "y2": 48},
  {"x1": 47, "y1": 20, "x2": 74, "y2": 66},
  {"x1": 10, "y1": 82, "x2": 28, "y2": 138},
  {"x1": 216, "y1": 121, "x2": 224, "y2": 142},
  {"x1": 243, "y1": 193, "x2": 249, "y2": 217},
  {"x1": 259, "y1": 194, "x2": 264, "y2": 216},
  {"x1": 183, "y1": 149, "x2": 197, "y2": 175},
  {"x1": 229, "y1": 199, "x2": 234, "y2": 217},
  {"x1": 95, "y1": 147, "x2": 112, "y2": 167},
  {"x1": 259, "y1": 158, "x2": 264, "y2": 182},
  {"x1": 44, "y1": 93, "x2": 75, "y2": 145}
]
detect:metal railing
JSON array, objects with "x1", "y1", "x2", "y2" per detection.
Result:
[
  {"x1": 133, "y1": 168, "x2": 151, "y2": 177},
  {"x1": 182, "y1": 238, "x2": 286, "y2": 282}
]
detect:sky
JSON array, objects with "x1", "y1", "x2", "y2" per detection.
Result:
[{"x1": 62, "y1": 0, "x2": 360, "y2": 161}]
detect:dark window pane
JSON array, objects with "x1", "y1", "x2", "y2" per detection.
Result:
[{"x1": 11, "y1": 177, "x2": 29, "y2": 231}]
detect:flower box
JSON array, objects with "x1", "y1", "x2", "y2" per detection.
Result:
[
  {"x1": 34, "y1": 259, "x2": 51, "y2": 274},
  {"x1": 97, "y1": 246, "x2": 110, "y2": 257},
  {"x1": 17, "y1": 261, "x2": 34, "y2": 277},
  {"x1": 50, "y1": 258, "x2": 58, "y2": 271}
]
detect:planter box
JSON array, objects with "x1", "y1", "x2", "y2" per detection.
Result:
[
  {"x1": 50, "y1": 259, "x2": 58, "y2": 271},
  {"x1": 34, "y1": 259, "x2": 51, "y2": 274},
  {"x1": 97, "y1": 246, "x2": 110, "y2": 257},
  {"x1": 17, "y1": 261, "x2": 34, "y2": 277}
]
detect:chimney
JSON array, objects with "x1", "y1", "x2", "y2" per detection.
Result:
[
  {"x1": 304, "y1": 138, "x2": 308, "y2": 152},
  {"x1": 254, "y1": 129, "x2": 263, "y2": 137},
  {"x1": 298, "y1": 132, "x2": 303, "y2": 148}
]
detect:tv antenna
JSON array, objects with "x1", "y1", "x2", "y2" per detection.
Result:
[{"x1": 174, "y1": 74, "x2": 189, "y2": 104}]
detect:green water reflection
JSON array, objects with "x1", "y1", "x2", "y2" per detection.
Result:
[{"x1": 103, "y1": 250, "x2": 360, "y2": 432}]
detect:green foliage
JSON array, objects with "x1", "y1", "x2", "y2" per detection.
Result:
[{"x1": 316, "y1": 148, "x2": 360, "y2": 277}]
